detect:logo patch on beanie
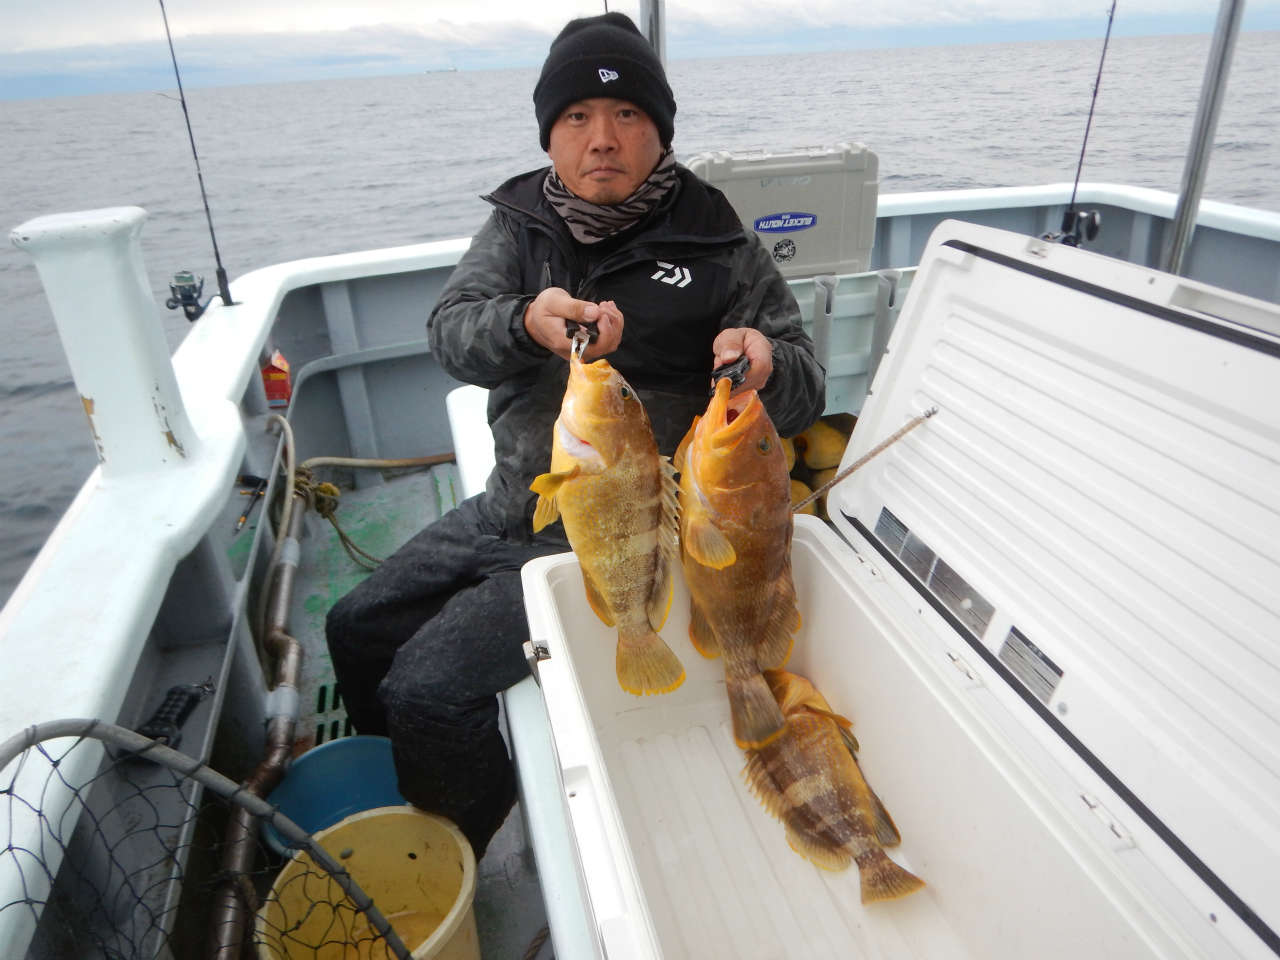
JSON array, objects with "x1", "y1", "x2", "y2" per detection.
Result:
[{"x1": 597, "y1": 67, "x2": 620, "y2": 84}]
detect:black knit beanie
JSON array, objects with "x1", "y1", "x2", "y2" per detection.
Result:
[{"x1": 533, "y1": 12, "x2": 676, "y2": 150}]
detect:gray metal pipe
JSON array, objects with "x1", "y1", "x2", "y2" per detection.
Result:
[
  {"x1": 209, "y1": 492, "x2": 308, "y2": 959},
  {"x1": 1162, "y1": 0, "x2": 1247, "y2": 276},
  {"x1": 640, "y1": 0, "x2": 666, "y2": 64}
]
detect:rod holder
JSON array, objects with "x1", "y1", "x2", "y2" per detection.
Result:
[{"x1": 11, "y1": 207, "x2": 198, "y2": 477}]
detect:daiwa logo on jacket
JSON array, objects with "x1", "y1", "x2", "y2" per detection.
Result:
[{"x1": 651, "y1": 261, "x2": 692, "y2": 288}]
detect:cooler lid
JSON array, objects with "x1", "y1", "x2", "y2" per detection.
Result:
[{"x1": 828, "y1": 220, "x2": 1280, "y2": 954}]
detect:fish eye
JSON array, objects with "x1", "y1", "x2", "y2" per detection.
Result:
[
  {"x1": 620, "y1": 385, "x2": 632, "y2": 400},
  {"x1": 758, "y1": 436, "x2": 771, "y2": 453}
]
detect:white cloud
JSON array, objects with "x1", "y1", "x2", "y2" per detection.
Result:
[{"x1": 6, "y1": 0, "x2": 1277, "y2": 54}]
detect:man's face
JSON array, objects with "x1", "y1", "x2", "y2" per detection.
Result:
[{"x1": 547, "y1": 98, "x2": 663, "y2": 205}]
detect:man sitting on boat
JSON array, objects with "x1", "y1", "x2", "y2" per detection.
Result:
[{"x1": 325, "y1": 11, "x2": 826, "y2": 860}]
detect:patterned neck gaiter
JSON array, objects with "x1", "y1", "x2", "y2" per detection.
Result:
[{"x1": 543, "y1": 148, "x2": 678, "y2": 244}]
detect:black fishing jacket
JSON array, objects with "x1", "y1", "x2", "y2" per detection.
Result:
[{"x1": 427, "y1": 164, "x2": 826, "y2": 539}]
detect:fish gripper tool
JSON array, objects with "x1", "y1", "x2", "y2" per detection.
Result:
[
  {"x1": 710, "y1": 356, "x2": 751, "y2": 394},
  {"x1": 565, "y1": 318, "x2": 599, "y2": 359}
]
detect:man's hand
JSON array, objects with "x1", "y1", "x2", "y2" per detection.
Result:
[
  {"x1": 524, "y1": 287, "x2": 624, "y2": 361},
  {"x1": 712, "y1": 328, "x2": 773, "y2": 394}
]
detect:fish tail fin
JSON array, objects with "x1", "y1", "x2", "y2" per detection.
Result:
[
  {"x1": 617, "y1": 628, "x2": 685, "y2": 696},
  {"x1": 856, "y1": 847, "x2": 926, "y2": 903},
  {"x1": 727, "y1": 673, "x2": 786, "y2": 748}
]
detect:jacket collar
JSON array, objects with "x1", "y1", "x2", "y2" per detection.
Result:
[{"x1": 483, "y1": 164, "x2": 746, "y2": 248}]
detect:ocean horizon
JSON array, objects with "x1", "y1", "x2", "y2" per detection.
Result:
[{"x1": 1, "y1": 30, "x2": 1278, "y2": 606}]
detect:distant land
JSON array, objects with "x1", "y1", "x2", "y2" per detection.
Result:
[{"x1": 2, "y1": 12, "x2": 1278, "y2": 100}]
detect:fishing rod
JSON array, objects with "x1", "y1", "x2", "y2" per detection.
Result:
[
  {"x1": 158, "y1": 0, "x2": 236, "y2": 321},
  {"x1": 1050, "y1": 0, "x2": 1118, "y2": 247}
]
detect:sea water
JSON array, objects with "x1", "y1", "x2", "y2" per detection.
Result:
[{"x1": 1, "y1": 31, "x2": 1277, "y2": 605}]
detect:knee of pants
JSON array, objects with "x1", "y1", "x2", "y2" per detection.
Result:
[
  {"x1": 377, "y1": 654, "x2": 461, "y2": 726},
  {"x1": 324, "y1": 588, "x2": 366, "y2": 656}
]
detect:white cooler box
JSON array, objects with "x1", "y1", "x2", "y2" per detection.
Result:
[
  {"x1": 516, "y1": 220, "x2": 1280, "y2": 960},
  {"x1": 687, "y1": 143, "x2": 879, "y2": 278}
]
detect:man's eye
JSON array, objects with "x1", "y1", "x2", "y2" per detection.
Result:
[
  {"x1": 567, "y1": 112, "x2": 586, "y2": 122},
  {"x1": 618, "y1": 109, "x2": 637, "y2": 120}
]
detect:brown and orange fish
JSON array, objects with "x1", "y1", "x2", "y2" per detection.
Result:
[
  {"x1": 744, "y1": 669, "x2": 925, "y2": 903},
  {"x1": 531, "y1": 353, "x2": 684, "y2": 695},
  {"x1": 675, "y1": 377, "x2": 799, "y2": 748}
]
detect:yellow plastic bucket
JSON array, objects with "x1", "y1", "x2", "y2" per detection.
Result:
[{"x1": 257, "y1": 806, "x2": 479, "y2": 960}]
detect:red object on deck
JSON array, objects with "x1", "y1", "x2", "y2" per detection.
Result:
[{"x1": 262, "y1": 349, "x2": 292, "y2": 409}]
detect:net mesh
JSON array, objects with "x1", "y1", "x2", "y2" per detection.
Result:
[{"x1": 0, "y1": 720, "x2": 412, "y2": 959}]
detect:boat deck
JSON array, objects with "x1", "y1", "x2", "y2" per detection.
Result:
[{"x1": 275, "y1": 463, "x2": 551, "y2": 960}]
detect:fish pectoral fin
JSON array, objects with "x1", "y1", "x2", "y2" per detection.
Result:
[
  {"x1": 687, "y1": 601, "x2": 721, "y2": 658},
  {"x1": 728, "y1": 673, "x2": 786, "y2": 749},
  {"x1": 530, "y1": 468, "x2": 577, "y2": 533},
  {"x1": 581, "y1": 569, "x2": 615, "y2": 627},
  {"x1": 683, "y1": 515, "x2": 736, "y2": 569},
  {"x1": 616, "y1": 628, "x2": 685, "y2": 696}
]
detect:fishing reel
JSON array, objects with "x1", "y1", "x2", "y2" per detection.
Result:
[
  {"x1": 1045, "y1": 208, "x2": 1102, "y2": 248},
  {"x1": 165, "y1": 270, "x2": 213, "y2": 322}
]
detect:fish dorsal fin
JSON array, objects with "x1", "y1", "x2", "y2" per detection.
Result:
[
  {"x1": 828, "y1": 720, "x2": 901, "y2": 847},
  {"x1": 847, "y1": 745, "x2": 902, "y2": 848},
  {"x1": 687, "y1": 601, "x2": 721, "y2": 658},
  {"x1": 647, "y1": 546, "x2": 674, "y2": 631},
  {"x1": 742, "y1": 749, "x2": 787, "y2": 820},
  {"x1": 683, "y1": 513, "x2": 736, "y2": 569},
  {"x1": 673, "y1": 416, "x2": 700, "y2": 474},
  {"x1": 756, "y1": 591, "x2": 800, "y2": 671},
  {"x1": 530, "y1": 467, "x2": 578, "y2": 533},
  {"x1": 868, "y1": 786, "x2": 903, "y2": 848},
  {"x1": 580, "y1": 567, "x2": 615, "y2": 627},
  {"x1": 646, "y1": 457, "x2": 680, "y2": 630},
  {"x1": 756, "y1": 619, "x2": 795, "y2": 671},
  {"x1": 834, "y1": 717, "x2": 861, "y2": 753}
]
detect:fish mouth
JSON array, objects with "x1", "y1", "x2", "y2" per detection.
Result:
[
  {"x1": 705, "y1": 377, "x2": 762, "y2": 450},
  {"x1": 569, "y1": 351, "x2": 614, "y2": 382}
]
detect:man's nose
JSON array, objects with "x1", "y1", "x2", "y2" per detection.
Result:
[{"x1": 585, "y1": 115, "x2": 619, "y2": 151}]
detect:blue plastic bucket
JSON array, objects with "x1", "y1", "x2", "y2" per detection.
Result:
[{"x1": 262, "y1": 735, "x2": 407, "y2": 854}]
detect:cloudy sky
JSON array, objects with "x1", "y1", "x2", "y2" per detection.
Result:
[{"x1": 3, "y1": 0, "x2": 1278, "y2": 98}]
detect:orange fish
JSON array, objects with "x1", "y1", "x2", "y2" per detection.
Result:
[
  {"x1": 531, "y1": 353, "x2": 684, "y2": 694},
  {"x1": 744, "y1": 670, "x2": 925, "y2": 903},
  {"x1": 675, "y1": 377, "x2": 799, "y2": 747}
]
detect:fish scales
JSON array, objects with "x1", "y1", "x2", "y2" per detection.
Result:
[
  {"x1": 531, "y1": 354, "x2": 684, "y2": 695},
  {"x1": 744, "y1": 670, "x2": 926, "y2": 904},
  {"x1": 677, "y1": 377, "x2": 800, "y2": 748}
]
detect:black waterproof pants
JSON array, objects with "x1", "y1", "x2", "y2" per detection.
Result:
[{"x1": 324, "y1": 494, "x2": 568, "y2": 858}]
